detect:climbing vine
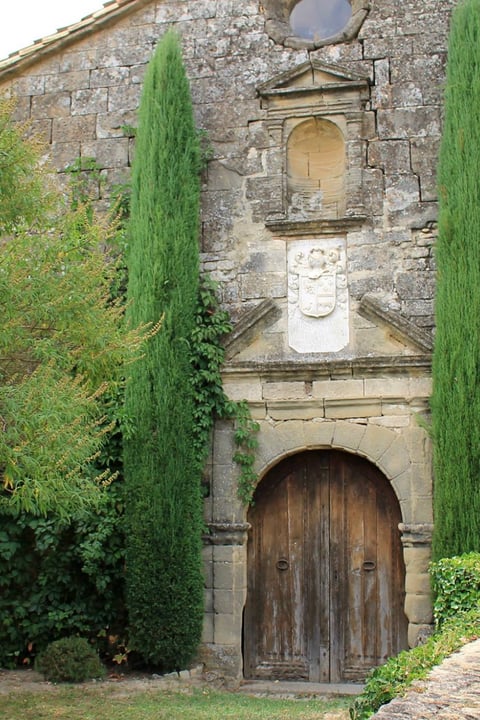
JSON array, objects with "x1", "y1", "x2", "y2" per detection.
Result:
[{"x1": 190, "y1": 276, "x2": 259, "y2": 504}]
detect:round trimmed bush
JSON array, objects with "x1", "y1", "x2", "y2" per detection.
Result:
[{"x1": 35, "y1": 636, "x2": 105, "y2": 683}]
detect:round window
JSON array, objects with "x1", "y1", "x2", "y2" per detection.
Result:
[{"x1": 289, "y1": 0, "x2": 352, "y2": 42}]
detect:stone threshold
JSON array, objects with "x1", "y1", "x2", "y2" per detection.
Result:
[{"x1": 238, "y1": 679, "x2": 364, "y2": 697}]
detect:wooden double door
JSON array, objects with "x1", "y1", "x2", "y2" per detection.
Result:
[{"x1": 244, "y1": 450, "x2": 407, "y2": 682}]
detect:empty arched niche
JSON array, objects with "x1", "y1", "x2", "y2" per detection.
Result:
[{"x1": 286, "y1": 117, "x2": 346, "y2": 219}]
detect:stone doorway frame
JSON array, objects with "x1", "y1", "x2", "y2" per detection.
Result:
[{"x1": 201, "y1": 417, "x2": 433, "y2": 682}]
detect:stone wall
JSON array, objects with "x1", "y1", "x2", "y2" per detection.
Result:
[
  {"x1": 0, "y1": 0, "x2": 454, "y2": 339},
  {"x1": 0, "y1": 0, "x2": 456, "y2": 682}
]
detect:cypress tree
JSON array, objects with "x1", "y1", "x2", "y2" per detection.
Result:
[
  {"x1": 123, "y1": 31, "x2": 204, "y2": 668},
  {"x1": 431, "y1": 0, "x2": 480, "y2": 560}
]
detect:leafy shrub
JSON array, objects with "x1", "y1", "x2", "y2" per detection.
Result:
[
  {"x1": 0, "y1": 486, "x2": 126, "y2": 668},
  {"x1": 431, "y1": 552, "x2": 480, "y2": 626},
  {"x1": 35, "y1": 636, "x2": 105, "y2": 683},
  {"x1": 349, "y1": 608, "x2": 480, "y2": 719}
]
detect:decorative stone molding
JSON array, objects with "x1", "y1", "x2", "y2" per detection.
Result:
[
  {"x1": 257, "y1": 59, "x2": 369, "y2": 223},
  {"x1": 223, "y1": 299, "x2": 281, "y2": 360},
  {"x1": 359, "y1": 295, "x2": 433, "y2": 353},
  {"x1": 204, "y1": 522, "x2": 251, "y2": 546}
]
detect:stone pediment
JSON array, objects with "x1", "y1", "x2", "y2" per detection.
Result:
[
  {"x1": 257, "y1": 59, "x2": 369, "y2": 102},
  {"x1": 223, "y1": 294, "x2": 432, "y2": 363}
]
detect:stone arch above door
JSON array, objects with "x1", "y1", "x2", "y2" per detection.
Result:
[{"x1": 252, "y1": 419, "x2": 428, "y2": 528}]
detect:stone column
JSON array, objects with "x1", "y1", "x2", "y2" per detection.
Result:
[
  {"x1": 400, "y1": 523, "x2": 434, "y2": 647},
  {"x1": 200, "y1": 522, "x2": 250, "y2": 684}
]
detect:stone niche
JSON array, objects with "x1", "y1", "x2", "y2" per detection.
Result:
[
  {"x1": 286, "y1": 117, "x2": 346, "y2": 219},
  {"x1": 257, "y1": 58, "x2": 369, "y2": 224}
]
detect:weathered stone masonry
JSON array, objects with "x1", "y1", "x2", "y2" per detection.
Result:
[{"x1": 0, "y1": 0, "x2": 456, "y2": 682}]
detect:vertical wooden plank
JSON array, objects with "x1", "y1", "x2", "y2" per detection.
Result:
[
  {"x1": 244, "y1": 456, "x2": 309, "y2": 679},
  {"x1": 328, "y1": 451, "x2": 345, "y2": 684},
  {"x1": 305, "y1": 452, "x2": 330, "y2": 682}
]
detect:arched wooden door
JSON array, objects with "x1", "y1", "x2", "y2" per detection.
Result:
[{"x1": 243, "y1": 450, "x2": 407, "y2": 682}]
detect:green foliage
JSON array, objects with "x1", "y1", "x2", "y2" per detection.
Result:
[
  {"x1": 0, "y1": 97, "x2": 57, "y2": 233},
  {"x1": 189, "y1": 278, "x2": 259, "y2": 503},
  {"x1": 190, "y1": 276, "x2": 235, "y2": 462},
  {"x1": 349, "y1": 609, "x2": 480, "y2": 720},
  {"x1": 233, "y1": 401, "x2": 260, "y2": 505},
  {"x1": 65, "y1": 156, "x2": 104, "y2": 215},
  {"x1": 431, "y1": 552, "x2": 480, "y2": 626},
  {"x1": 431, "y1": 0, "x2": 480, "y2": 559},
  {"x1": 123, "y1": 30, "x2": 204, "y2": 670},
  {"x1": 0, "y1": 488, "x2": 126, "y2": 669},
  {"x1": 35, "y1": 636, "x2": 105, "y2": 683},
  {"x1": 0, "y1": 101, "x2": 149, "y2": 518}
]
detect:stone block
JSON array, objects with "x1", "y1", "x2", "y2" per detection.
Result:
[
  {"x1": 202, "y1": 613, "x2": 214, "y2": 644},
  {"x1": 370, "y1": 415, "x2": 411, "y2": 428},
  {"x1": 214, "y1": 614, "x2": 241, "y2": 645},
  {"x1": 405, "y1": 572, "x2": 431, "y2": 595},
  {"x1": 214, "y1": 589, "x2": 245, "y2": 615},
  {"x1": 377, "y1": 107, "x2": 441, "y2": 140},
  {"x1": 50, "y1": 141, "x2": 82, "y2": 171},
  {"x1": 403, "y1": 547, "x2": 432, "y2": 574},
  {"x1": 45, "y1": 71, "x2": 90, "y2": 93},
  {"x1": 212, "y1": 561, "x2": 234, "y2": 591},
  {"x1": 263, "y1": 382, "x2": 306, "y2": 400},
  {"x1": 60, "y1": 49, "x2": 99, "y2": 73},
  {"x1": 404, "y1": 593, "x2": 433, "y2": 625},
  {"x1": 403, "y1": 427, "x2": 432, "y2": 464},
  {"x1": 212, "y1": 492, "x2": 244, "y2": 524},
  {"x1": 358, "y1": 424, "x2": 396, "y2": 462},
  {"x1": 213, "y1": 416, "x2": 235, "y2": 451},
  {"x1": 90, "y1": 66, "x2": 130, "y2": 88},
  {"x1": 325, "y1": 399, "x2": 382, "y2": 419},
  {"x1": 411, "y1": 493, "x2": 434, "y2": 524},
  {"x1": 408, "y1": 623, "x2": 434, "y2": 648},
  {"x1": 385, "y1": 174, "x2": 420, "y2": 213},
  {"x1": 239, "y1": 272, "x2": 286, "y2": 300},
  {"x1": 52, "y1": 115, "x2": 96, "y2": 143},
  {"x1": 266, "y1": 401, "x2": 324, "y2": 420},
  {"x1": 332, "y1": 420, "x2": 367, "y2": 451},
  {"x1": 81, "y1": 138, "x2": 129, "y2": 168},
  {"x1": 303, "y1": 420, "x2": 335, "y2": 448},
  {"x1": 96, "y1": 109, "x2": 137, "y2": 138},
  {"x1": 367, "y1": 139, "x2": 411, "y2": 173},
  {"x1": 31, "y1": 92, "x2": 71, "y2": 119},
  {"x1": 364, "y1": 378, "x2": 410, "y2": 398},
  {"x1": 223, "y1": 378, "x2": 263, "y2": 402},
  {"x1": 72, "y1": 88, "x2": 108, "y2": 116},
  {"x1": 391, "y1": 469, "x2": 412, "y2": 503},
  {"x1": 312, "y1": 379, "x2": 364, "y2": 400},
  {"x1": 378, "y1": 436, "x2": 411, "y2": 478},
  {"x1": 108, "y1": 84, "x2": 141, "y2": 112},
  {"x1": 11, "y1": 75, "x2": 46, "y2": 96}
]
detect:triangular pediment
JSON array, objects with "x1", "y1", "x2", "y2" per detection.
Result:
[{"x1": 257, "y1": 59, "x2": 368, "y2": 98}]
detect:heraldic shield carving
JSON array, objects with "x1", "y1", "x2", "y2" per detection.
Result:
[{"x1": 288, "y1": 240, "x2": 349, "y2": 353}]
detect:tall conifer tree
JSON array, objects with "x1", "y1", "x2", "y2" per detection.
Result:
[
  {"x1": 123, "y1": 31, "x2": 204, "y2": 668},
  {"x1": 431, "y1": 0, "x2": 480, "y2": 560}
]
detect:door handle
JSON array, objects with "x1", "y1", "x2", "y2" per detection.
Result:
[
  {"x1": 276, "y1": 558, "x2": 289, "y2": 571},
  {"x1": 362, "y1": 560, "x2": 376, "y2": 571}
]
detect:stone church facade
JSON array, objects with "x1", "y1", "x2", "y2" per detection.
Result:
[{"x1": 0, "y1": 0, "x2": 455, "y2": 683}]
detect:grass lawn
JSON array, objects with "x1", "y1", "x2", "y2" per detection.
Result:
[{"x1": 0, "y1": 685, "x2": 351, "y2": 720}]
